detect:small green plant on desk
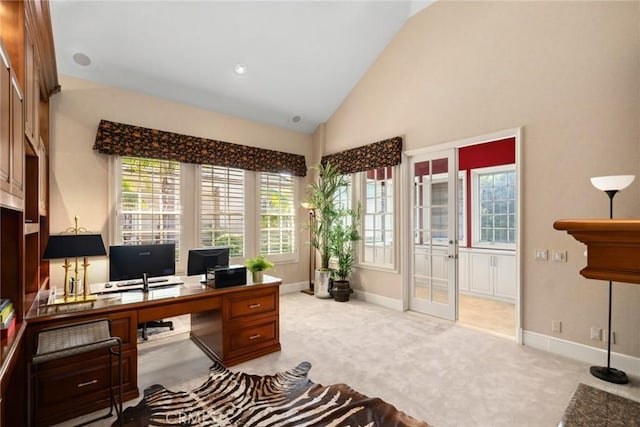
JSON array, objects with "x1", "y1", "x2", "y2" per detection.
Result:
[{"x1": 245, "y1": 255, "x2": 274, "y2": 282}]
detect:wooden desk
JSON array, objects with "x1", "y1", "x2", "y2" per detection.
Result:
[{"x1": 25, "y1": 275, "x2": 281, "y2": 426}]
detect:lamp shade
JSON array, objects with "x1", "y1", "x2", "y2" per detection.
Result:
[
  {"x1": 590, "y1": 175, "x2": 635, "y2": 192},
  {"x1": 43, "y1": 234, "x2": 107, "y2": 259}
]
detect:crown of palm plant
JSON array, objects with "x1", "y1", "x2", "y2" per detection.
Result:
[{"x1": 304, "y1": 162, "x2": 350, "y2": 270}]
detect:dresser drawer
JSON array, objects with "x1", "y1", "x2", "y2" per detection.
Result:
[
  {"x1": 226, "y1": 318, "x2": 278, "y2": 355},
  {"x1": 226, "y1": 289, "x2": 277, "y2": 321}
]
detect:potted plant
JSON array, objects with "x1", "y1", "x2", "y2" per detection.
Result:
[
  {"x1": 244, "y1": 255, "x2": 274, "y2": 283},
  {"x1": 304, "y1": 162, "x2": 350, "y2": 298},
  {"x1": 330, "y1": 204, "x2": 361, "y2": 302}
]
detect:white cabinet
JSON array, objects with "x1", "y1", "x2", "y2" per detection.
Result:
[{"x1": 463, "y1": 249, "x2": 516, "y2": 302}]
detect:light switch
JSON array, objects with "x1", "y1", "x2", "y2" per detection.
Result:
[
  {"x1": 552, "y1": 250, "x2": 567, "y2": 262},
  {"x1": 535, "y1": 249, "x2": 548, "y2": 261}
]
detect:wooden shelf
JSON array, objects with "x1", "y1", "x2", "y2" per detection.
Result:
[{"x1": 553, "y1": 219, "x2": 640, "y2": 284}]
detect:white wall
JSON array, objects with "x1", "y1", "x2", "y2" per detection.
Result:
[
  {"x1": 322, "y1": 1, "x2": 640, "y2": 357},
  {"x1": 50, "y1": 75, "x2": 313, "y2": 287}
]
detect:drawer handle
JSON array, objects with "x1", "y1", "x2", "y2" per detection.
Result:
[
  {"x1": 77, "y1": 379, "x2": 98, "y2": 388},
  {"x1": 249, "y1": 303, "x2": 261, "y2": 309},
  {"x1": 249, "y1": 334, "x2": 261, "y2": 340}
]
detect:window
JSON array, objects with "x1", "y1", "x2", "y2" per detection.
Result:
[
  {"x1": 198, "y1": 165, "x2": 245, "y2": 257},
  {"x1": 112, "y1": 156, "x2": 299, "y2": 273},
  {"x1": 472, "y1": 165, "x2": 516, "y2": 249},
  {"x1": 117, "y1": 156, "x2": 181, "y2": 253},
  {"x1": 360, "y1": 167, "x2": 395, "y2": 268},
  {"x1": 259, "y1": 172, "x2": 296, "y2": 259}
]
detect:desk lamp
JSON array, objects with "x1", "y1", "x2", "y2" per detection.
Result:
[
  {"x1": 589, "y1": 174, "x2": 635, "y2": 384},
  {"x1": 43, "y1": 216, "x2": 107, "y2": 306}
]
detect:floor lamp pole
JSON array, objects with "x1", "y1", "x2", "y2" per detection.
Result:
[
  {"x1": 589, "y1": 189, "x2": 628, "y2": 384},
  {"x1": 301, "y1": 210, "x2": 315, "y2": 295}
]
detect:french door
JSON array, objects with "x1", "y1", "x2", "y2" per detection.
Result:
[{"x1": 409, "y1": 149, "x2": 458, "y2": 320}]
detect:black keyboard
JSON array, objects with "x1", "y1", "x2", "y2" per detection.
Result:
[{"x1": 116, "y1": 277, "x2": 169, "y2": 287}]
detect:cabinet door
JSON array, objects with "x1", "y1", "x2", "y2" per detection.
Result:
[
  {"x1": 24, "y1": 31, "x2": 35, "y2": 144},
  {"x1": 38, "y1": 138, "x2": 47, "y2": 215},
  {"x1": 469, "y1": 252, "x2": 493, "y2": 295},
  {"x1": 10, "y1": 75, "x2": 23, "y2": 199},
  {"x1": 0, "y1": 49, "x2": 10, "y2": 194},
  {"x1": 493, "y1": 253, "x2": 517, "y2": 301}
]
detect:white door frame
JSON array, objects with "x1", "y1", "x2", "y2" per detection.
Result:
[{"x1": 402, "y1": 127, "x2": 523, "y2": 343}]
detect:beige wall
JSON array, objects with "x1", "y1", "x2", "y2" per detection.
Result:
[
  {"x1": 50, "y1": 75, "x2": 313, "y2": 287},
  {"x1": 322, "y1": 1, "x2": 640, "y2": 356}
]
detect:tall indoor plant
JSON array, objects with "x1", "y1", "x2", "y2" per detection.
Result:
[
  {"x1": 330, "y1": 203, "x2": 361, "y2": 302},
  {"x1": 304, "y1": 162, "x2": 350, "y2": 298}
]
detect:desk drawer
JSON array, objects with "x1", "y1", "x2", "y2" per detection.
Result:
[
  {"x1": 227, "y1": 318, "x2": 278, "y2": 354},
  {"x1": 226, "y1": 289, "x2": 277, "y2": 321},
  {"x1": 139, "y1": 295, "x2": 221, "y2": 322},
  {"x1": 35, "y1": 350, "x2": 136, "y2": 425}
]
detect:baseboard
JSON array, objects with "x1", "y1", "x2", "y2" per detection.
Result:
[
  {"x1": 522, "y1": 330, "x2": 640, "y2": 376},
  {"x1": 280, "y1": 281, "x2": 308, "y2": 294},
  {"x1": 352, "y1": 289, "x2": 403, "y2": 311}
]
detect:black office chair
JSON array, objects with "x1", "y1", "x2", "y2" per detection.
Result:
[{"x1": 138, "y1": 319, "x2": 174, "y2": 340}]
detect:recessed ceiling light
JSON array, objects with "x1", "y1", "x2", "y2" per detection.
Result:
[
  {"x1": 289, "y1": 115, "x2": 302, "y2": 124},
  {"x1": 233, "y1": 63, "x2": 247, "y2": 75},
  {"x1": 72, "y1": 52, "x2": 91, "y2": 66}
]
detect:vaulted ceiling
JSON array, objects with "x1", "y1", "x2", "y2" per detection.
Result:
[{"x1": 50, "y1": 1, "x2": 432, "y2": 134}]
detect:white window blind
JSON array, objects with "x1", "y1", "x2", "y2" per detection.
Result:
[
  {"x1": 259, "y1": 172, "x2": 295, "y2": 257},
  {"x1": 118, "y1": 157, "x2": 181, "y2": 254},
  {"x1": 199, "y1": 165, "x2": 245, "y2": 257}
]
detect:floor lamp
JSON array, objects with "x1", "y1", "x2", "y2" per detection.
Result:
[
  {"x1": 301, "y1": 203, "x2": 315, "y2": 295},
  {"x1": 589, "y1": 174, "x2": 635, "y2": 384}
]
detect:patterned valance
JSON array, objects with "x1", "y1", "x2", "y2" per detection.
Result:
[
  {"x1": 320, "y1": 136, "x2": 402, "y2": 175},
  {"x1": 93, "y1": 120, "x2": 307, "y2": 177}
]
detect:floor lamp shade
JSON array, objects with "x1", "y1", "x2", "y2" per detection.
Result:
[
  {"x1": 588, "y1": 174, "x2": 635, "y2": 385},
  {"x1": 590, "y1": 175, "x2": 635, "y2": 192}
]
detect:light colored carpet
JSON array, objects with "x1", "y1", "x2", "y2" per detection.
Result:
[{"x1": 55, "y1": 292, "x2": 640, "y2": 427}]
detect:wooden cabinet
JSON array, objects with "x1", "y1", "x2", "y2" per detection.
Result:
[
  {"x1": 0, "y1": 42, "x2": 25, "y2": 207},
  {"x1": 24, "y1": 28, "x2": 39, "y2": 147},
  {"x1": 27, "y1": 311, "x2": 139, "y2": 426},
  {"x1": 464, "y1": 249, "x2": 516, "y2": 302},
  {"x1": 38, "y1": 138, "x2": 46, "y2": 215},
  {"x1": 9, "y1": 73, "x2": 23, "y2": 201},
  {"x1": 0, "y1": 44, "x2": 10, "y2": 196}
]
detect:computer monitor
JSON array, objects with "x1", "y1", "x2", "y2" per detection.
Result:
[
  {"x1": 187, "y1": 246, "x2": 230, "y2": 282},
  {"x1": 109, "y1": 243, "x2": 176, "y2": 282}
]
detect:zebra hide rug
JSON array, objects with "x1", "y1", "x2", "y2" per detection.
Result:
[{"x1": 117, "y1": 360, "x2": 430, "y2": 426}]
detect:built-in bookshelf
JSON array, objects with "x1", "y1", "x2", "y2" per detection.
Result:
[{"x1": 0, "y1": 1, "x2": 58, "y2": 425}]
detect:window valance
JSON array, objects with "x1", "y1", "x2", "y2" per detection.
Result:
[
  {"x1": 93, "y1": 120, "x2": 307, "y2": 177},
  {"x1": 320, "y1": 136, "x2": 403, "y2": 175}
]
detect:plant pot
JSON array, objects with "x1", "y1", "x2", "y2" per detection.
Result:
[
  {"x1": 314, "y1": 270, "x2": 332, "y2": 298},
  {"x1": 252, "y1": 271, "x2": 264, "y2": 283},
  {"x1": 332, "y1": 279, "x2": 353, "y2": 302}
]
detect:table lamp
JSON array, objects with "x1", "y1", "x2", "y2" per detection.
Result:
[{"x1": 42, "y1": 217, "x2": 107, "y2": 306}]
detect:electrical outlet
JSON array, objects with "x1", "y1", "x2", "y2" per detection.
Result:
[
  {"x1": 590, "y1": 327, "x2": 602, "y2": 340},
  {"x1": 552, "y1": 320, "x2": 562, "y2": 333},
  {"x1": 603, "y1": 329, "x2": 616, "y2": 344}
]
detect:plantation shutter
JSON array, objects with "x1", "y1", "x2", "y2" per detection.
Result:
[
  {"x1": 259, "y1": 172, "x2": 295, "y2": 256},
  {"x1": 199, "y1": 165, "x2": 245, "y2": 257},
  {"x1": 119, "y1": 157, "x2": 181, "y2": 255}
]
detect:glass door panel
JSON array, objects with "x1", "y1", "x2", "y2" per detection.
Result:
[{"x1": 409, "y1": 149, "x2": 457, "y2": 320}]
